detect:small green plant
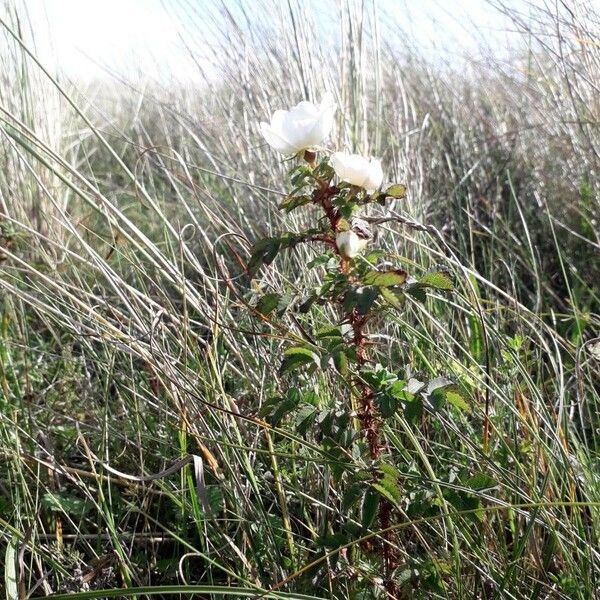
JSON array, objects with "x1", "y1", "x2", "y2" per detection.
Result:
[{"x1": 246, "y1": 93, "x2": 459, "y2": 594}]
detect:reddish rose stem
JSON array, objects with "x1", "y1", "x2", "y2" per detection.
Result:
[{"x1": 307, "y1": 156, "x2": 396, "y2": 595}]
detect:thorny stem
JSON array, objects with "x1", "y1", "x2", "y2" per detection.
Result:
[
  {"x1": 350, "y1": 306, "x2": 397, "y2": 596},
  {"x1": 349, "y1": 309, "x2": 379, "y2": 459},
  {"x1": 306, "y1": 155, "x2": 397, "y2": 595},
  {"x1": 320, "y1": 187, "x2": 342, "y2": 231}
]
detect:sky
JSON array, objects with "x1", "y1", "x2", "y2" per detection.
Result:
[
  {"x1": 18, "y1": 0, "x2": 528, "y2": 84},
  {"x1": 23, "y1": 0, "x2": 200, "y2": 82}
]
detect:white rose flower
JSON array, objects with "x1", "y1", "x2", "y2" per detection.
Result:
[
  {"x1": 259, "y1": 93, "x2": 336, "y2": 155},
  {"x1": 336, "y1": 230, "x2": 368, "y2": 259},
  {"x1": 330, "y1": 152, "x2": 384, "y2": 193}
]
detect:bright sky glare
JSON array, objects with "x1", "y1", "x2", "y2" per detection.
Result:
[{"x1": 21, "y1": 0, "x2": 528, "y2": 83}]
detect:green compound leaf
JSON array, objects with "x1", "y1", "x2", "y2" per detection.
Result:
[
  {"x1": 365, "y1": 250, "x2": 386, "y2": 264},
  {"x1": 373, "y1": 477, "x2": 402, "y2": 505},
  {"x1": 299, "y1": 294, "x2": 318, "y2": 313},
  {"x1": 389, "y1": 380, "x2": 414, "y2": 402},
  {"x1": 384, "y1": 183, "x2": 407, "y2": 198},
  {"x1": 377, "y1": 393, "x2": 399, "y2": 418},
  {"x1": 248, "y1": 237, "x2": 281, "y2": 275},
  {"x1": 445, "y1": 389, "x2": 471, "y2": 413},
  {"x1": 425, "y1": 377, "x2": 471, "y2": 414},
  {"x1": 355, "y1": 286, "x2": 380, "y2": 314},
  {"x1": 280, "y1": 346, "x2": 320, "y2": 375},
  {"x1": 404, "y1": 396, "x2": 424, "y2": 422},
  {"x1": 279, "y1": 194, "x2": 312, "y2": 212},
  {"x1": 289, "y1": 165, "x2": 313, "y2": 187},
  {"x1": 271, "y1": 397, "x2": 301, "y2": 425},
  {"x1": 361, "y1": 488, "x2": 379, "y2": 529},
  {"x1": 378, "y1": 463, "x2": 401, "y2": 481},
  {"x1": 276, "y1": 292, "x2": 295, "y2": 315},
  {"x1": 307, "y1": 253, "x2": 331, "y2": 269},
  {"x1": 419, "y1": 270, "x2": 453, "y2": 290},
  {"x1": 465, "y1": 472, "x2": 497, "y2": 491},
  {"x1": 344, "y1": 286, "x2": 380, "y2": 314},
  {"x1": 42, "y1": 492, "x2": 91, "y2": 517},
  {"x1": 444, "y1": 491, "x2": 484, "y2": 521},
  {"x1": 249, "y1": 230, "x2": 322, "y2": 275},
  {"x1": 295, "y1": 404, "x2": 318, "y2": 435},
  {"x1": 316, "y1": 325, "x2": 343, "y2": 339},
  {"x1": 342, "y1": 482, "x2": 365, "y2": 511},
  {"x1": 379, "y1": 286, "x2": 404, "y2": 308},
  {"x1": 313, "y1": 158, "x2": 334, "y2": 181},
  {"x1": 332, "y1": 350, "x2": 349, "y2": 376},
  {"x1": 255, "y1": 293, "x2": 281, "y2": 315},
  {"x1": 363, "y1": 269, "x2": 408, "y2": 287},
  {"x1": 406, "y1": 284, "x2": 427, "y2": 303}
]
